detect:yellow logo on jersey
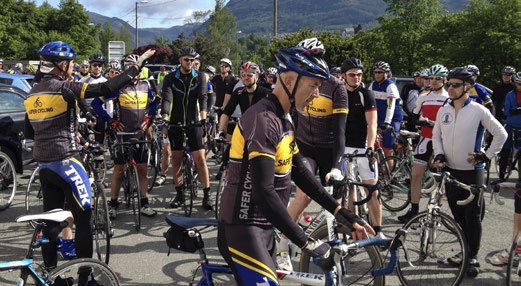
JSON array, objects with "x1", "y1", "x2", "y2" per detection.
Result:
[
  {"x1": 274, "y1": 133, "x2": 297, "y2": 174},
  {"x1": 119, "y1": 92, "x2": 149, "y2": 108},
  {"x1": 304, "y1": 96, "x2": 333, "y2": 116},
  {"x1": 24, "y1": 94, "x2": 68, "y2": 119}
]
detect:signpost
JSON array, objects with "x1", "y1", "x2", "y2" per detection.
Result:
[{"x1": 108, "y1": 41, "x2": 126, "y2": 61}]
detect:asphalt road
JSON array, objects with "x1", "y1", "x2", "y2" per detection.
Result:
[{"x1": 0, "y1": 157, "x2": 519, "y2": 285}]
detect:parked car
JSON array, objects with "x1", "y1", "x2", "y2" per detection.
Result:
[
  {"x1": 390, "y1": 76, "x2": 414, "y2": 93},
  {"x1": 0, "y1": 73, "x2": 34, "y2": 93},
  {"x1": 0, "y1": 84, "x2": 33, "y2": 173}
]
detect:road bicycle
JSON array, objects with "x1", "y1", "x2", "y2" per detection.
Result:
[
  {"x1": 146, "y1": 117, "x2": 165, "y2": 192},
  {"x1": 213, "y1": 138, "x2": 230, "y2": 219},
  {"x1": 0, "y1": 209, "x2": 120, "y2": 285},
  {"x1": 163, "y1": 214, "x2": 410, "y2": 286},
  {"x1": 205, "y1": 106, "x2": 221, "y2": 163},
  {"x1": 170, "y1": 122, "x2": 202, "y2": 217},
  {"x1": 0, "y1": 149, "x2": 17, "y2": 211},
  {"x1": 111, "y1": 131, "x2": 152, "y2": 231},
  {"x1": 495, "y1": 127, "x2": 521, "y2": 181},
  {"x1": 396, "y1": 171, "x2": 483, "y2": 286}
]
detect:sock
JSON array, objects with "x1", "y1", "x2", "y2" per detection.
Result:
[
  {"x1": 141, "y1": 197, "x2": 149, "y2": 206},
  {"x1": 411, "y1": 203, "x2": 419, "y2": 213},
  {"x1": 373, "y1": 226, "x2": 382, "y2": 233}
]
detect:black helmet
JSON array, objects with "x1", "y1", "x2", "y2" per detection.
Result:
[
  {"x1": 341, "y1": 57, "x2": 364, "y2": 73},
  {"x1": 447, "y1": 67, "x2": 475, "y2": 84},
  {"x1": 89, "y1": 53, "x2": 105, "y2": 64},
  {"x1": 179, "y1": 46, "x2": 197, "y2": 58}
]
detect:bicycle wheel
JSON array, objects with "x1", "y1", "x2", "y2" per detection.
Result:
[
  {"x1": 25, "y1": 166, "x2": 43, "y2": 215},
  {"x1": 507, "y1": 231, "x2": 521, "y2": 286},
  {"x1": 182, "y1": 156, "x2": 194, "y2": 217},
  {"x1": 92, "y1": 181, "x2": 111, "y2": 264},
  {"x1": 214, "y1": 167, "x2": 227, "y2": 219},
  {"x1": 396, "y1": 211, "x2": 467, "y2": 286},
  {"x1": 379, "y1": 156, "x2": 411, "y2": 212},
  {"x1": 147, "y1": 139, "x2": 160, "y2": 193},
  {"x1": 300, "y1": 224, "x2": 385, "y2": 286},
  {"x1": 0, "y1": 151, "x2": 17, "y2": 211},
  {"x1": 48, "y1": 258, "x2": 120, "y2": 286},
  {"x1": 127, "y1": 164, "x2": 141, "y2": 231}
]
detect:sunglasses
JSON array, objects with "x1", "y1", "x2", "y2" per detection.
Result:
[
  {"x1": 346, "y1": 72, "x2": 363, "y2": 78},
  {"x1": 445, "y1": 82, "x2": 464, "y2": 89},
  {"x1": 373, "y1": 71, "x2": 386, "y2": 74},
  {"x1": 183, "y1": 58, "x2": 195, "y2": 62},
  {"x1": 109, "y1": 70, "x2": 120, "y2": 75},
  {"x1": 241, "y1": 73, "x2": 254, "y2": 78},
  {"x1": 91, "y1": 63, "x2": 103, "y2": 68},
  {"x1": 427, "y1": 76, "x2": 443, "y2": 81},
  {"x1": 220, "y1": 64, "x2": 230, "y2": 68}
]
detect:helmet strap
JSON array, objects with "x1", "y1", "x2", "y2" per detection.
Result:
[
  {"x1": 280, "y1": 73, "x2": 302, "y2": 112},
  {"x1": 54, "y1": 60, "x2": 70, "y2": 80}
]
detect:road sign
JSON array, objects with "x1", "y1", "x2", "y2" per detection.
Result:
[{"x1": 108, "y1": 41, "x2": 125, "y2": 61}]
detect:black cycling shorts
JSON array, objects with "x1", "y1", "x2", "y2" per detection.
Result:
[
  {"x1": 296, "y1": 140, "x2": 333, "y2": 186},
  {"x1": 113, "y1": 133, "x2": 148, "y2": 165},
  {"x1": 168, "y1": 125, "x2": 205, "y2": 151}
]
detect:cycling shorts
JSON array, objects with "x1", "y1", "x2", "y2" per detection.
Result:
[
  {"x1": 217, "y1": 223, "x2": 279, "y2": 286},
  {"x1": 413, "y1": 137, "x2": 433, "y2": 165},
  {"x1": 168, "y1": 125, "x2": 205, "y2": 151},
  {"x1": 379, "y1": 121, "x2": 401, "y2": 149},
  {"x1": 112, "y1": 133, "x2": 148, "y2": 165},
  {"x1": 297, "y1": 140, "x2": 334, "y2": 185},
  {"x1": 344, "y1": 147, "x2": 378, "y2": 181}
]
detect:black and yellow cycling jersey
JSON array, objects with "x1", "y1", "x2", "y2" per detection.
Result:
[{"x1": 295, "y1": 76, "x2": 348, "y2": 148}]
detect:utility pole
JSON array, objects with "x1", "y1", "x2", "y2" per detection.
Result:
[{"x1": 273, "y1": 0, "x2": 277, "y2": 38}]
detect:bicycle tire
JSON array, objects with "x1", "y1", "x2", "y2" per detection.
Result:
[
  {"x1": 214, "y1": 167, "x2": 227, "y2": 219},
  {"x1": 353, "y1": 183, "x2": 372, "y2": 226},
  {"x1": 25, "y1": 166, "x2": 43, "y2": 216},
  {"x1": 507, "y1": 231, "x2": 521, "y2": 286},
  {"x1": 396, "y1": 211, "x2": 468, "y2": 286},
  {"x1": 300, "y1": 223, "x2": 385, "y2": 286},
  {"x1": 48, "y1": 258, "x2": 120, "y2": 286},
  {"x1": 127, "y1": 164, "x2": 141, "y2": 231},
  {"x1": 93, "y1": 181, "x2": 111, "y2": 264},
  {"x1": 0, "y1": 151, "x2": 17, "y2": 211},
  {"x1": 379, "y1": 156, "x2": 411, "y2": 212},
  {"x1": 147, "y1": 139, "x2": 160, "y2": 193},
  {"x1": 182, "y1": 156, "x2": 194, "y2": 217}
]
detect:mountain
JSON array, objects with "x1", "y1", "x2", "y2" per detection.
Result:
[{"x1": 88, "y1": 0, "x2": 471, "y2": 44}]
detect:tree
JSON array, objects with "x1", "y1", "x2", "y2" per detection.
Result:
[
  {"x1": 206, "y1": 0, "x2": 238, "y2": 64},
  {"x1": 133, "y1": 44, "x2": 173, "y2": 64}
]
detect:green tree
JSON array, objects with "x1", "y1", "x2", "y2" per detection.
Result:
[
  {"x1": 98, "y1": 23, "x2": 119, "y2": 58},
  {"x1": 206, "y1": 0, "x2": 238, "y2": 64}
]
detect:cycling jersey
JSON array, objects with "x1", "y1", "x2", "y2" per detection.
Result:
[
  {"x1": 400, "y1": 82, "x2": 421, "y2": 116},
  {"x1": 211, "y1": 73, "x2": 236, "y2": 108},
  {"x1": 222, "y1": 85, "x2": 270, "y2": 118},
  {"x1": 411, "y1": 89, "x2": 448, "y2": 138},
  {"x1": 432, "y1": 97, "x2": 507, "y2": 170},
  {"x1": 161, "y1": 68, "x2": 208, "y2": 124},
  {"x1": 504, "y1": 90, "x2": 521, "y2": 128},
  {"x1": 469, "y1": 83, "x2": 493, "y2": 106},
  {"x1": 492, "y1": 82, "x2": 515, "y2": 122},
  {"x1": 345, "y1": 86, "x2": 377, "y2": 148},
  {"x1": 368, "y1": 78, "x2": 403, "y2": 123}
]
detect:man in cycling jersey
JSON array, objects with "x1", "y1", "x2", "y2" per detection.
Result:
[
  {"x1": 211, "y1": 58, "x2": 237, "y2": 119},
  {"x1": 432, "y1": 66, "x2": 506, "y2": 277},
  {"x1": 161, "y1": 46, "x2": 212, "y2": 210},
  {"x1": 398, "y1": 64, "x2": 449, "y2": 223},
  {"x1": 400, "y1": 71, "x2": 423, "y2": 118},
  {"x1": 24, "y1": 41, "x2": 154, "y2": 286},
  {"x1": 276, "y1": 38, "x2": 349, "y2": 271},
  {"x1": 492, "y1": 66, "x2": 516, "y2": 123},
  {"x1": 217, "y1": 43, "x2": 374, "y2": 286},
  {"x1": 465, "y1": 64, "x2": 494, "y2": 113},
  {"x1": 92, "y1": 53, "x2": 159, "y2": 219},
  {"x1": 368, "y1": 61, "x2": 403, "y2": 158}
]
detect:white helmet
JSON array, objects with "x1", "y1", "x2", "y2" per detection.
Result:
[
  {"x1": 298, "y1": 37, "x2": 325, "y2": 50},
  {"x1": 220, "y1": 58, "x2": 232, "y2": 67}
]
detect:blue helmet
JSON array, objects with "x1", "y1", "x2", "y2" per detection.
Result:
[
  {"x1": 274, "y1": 46, "x2": 329, "y2": 80},
  {"x1": 465, "y1": 64, "x2": 480, "y2": 76},
  {"x1": 38, "y1": 41, "x2": 76, "y2": 63}
]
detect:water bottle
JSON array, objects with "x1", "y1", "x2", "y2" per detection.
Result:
[{"x1": 298, "y1": 214, "x2": 313, "y2": 228}]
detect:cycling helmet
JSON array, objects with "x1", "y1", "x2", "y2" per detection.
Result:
[
  {"x1": 80, "y1": 60, "x2": 89, "y2": 67},
  {"x1": 340, "y1": 57, "x2": 364, "y2": 73},
  {"x1": 412, "y1": 71, "x2": 421, "y2": 77},
  {"x1": 512, "y1": 72, "x2": 521, "y2": 84},
  {"x1": 26, "y1": 64, "x2": 36, "y2": 73},
  {"x1": 123, "y1": 54, "x2": 140, "y2": 66},
  {"x1": 205, "y1": 65, "x2": 216, "y2": 75},
  {"x1": 465, "y1": 64, "x2": 480, "y2": 76},
  {"x1": 267, "y1": 67, "x2": 278, "y2": 75},
  {"x1": 274, "y1": 46, "x2": 329, "y2": 80},
  {"x1": 419, "y1": 69, "x2": 429, "y2": 78},
  {"x1": 330, "y1": 66, "x2": 341, "y2": 74},
  {"x1": 219, "y1": 58, "x2": 232, "y2": 67},
  {"x1": 447, "y1": 67, "x2": 475, "y2": 84},
  {"x1": 502, "y1": 66, "x2": 516, "y2": 75},
  {"x1": 240, "y1": 61, "x2": 260, "y2": 74},
  {"x1": 179, "y1": 46, "x2": 197, "y2": 58},
  {"x1": 297, "y1": 37, "x2": 325, "y2": 51},
  {"x1": 194, "y1": 53, "x2": 201, "y2": 59},
  {"x1": 73, "y1": 63, "x2": 80, "y2": 72},
  {"x1": 89, "y1": 53, "x2": 105, "y2": 64},
  {"x1": 373, "y1": 61, "x2": 390, "y2": 72},
  {"x1": 108, "y1": 61, "x2": 121, "y2": 71},
  {"x1": 14, "y1": 63, "x2": 23, "y2": 70},
  {"x1": 38, "y1": 41, "x2": 77, "y2": 62},
  {"x1": 428, "y1": 64, "x2": 449, "y2": 77}
]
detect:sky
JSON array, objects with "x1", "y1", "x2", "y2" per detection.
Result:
[{"x1": 32, "y1": 0, "x2": 221, "y2": 28}]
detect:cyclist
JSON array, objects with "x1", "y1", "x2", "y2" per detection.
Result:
[
  {"x1": 276, "y1": 38, "x2": 349, "y2": 271},
  {"x1": 217, "y1": 43, "x2": 375, "y2": 286},
  {"x1": 368, "y1": 61, "x2": 403, "y2": 157},
  {"x1": 23, "y1": 41, "x2": 154, "y2": 286},
  {"x1": 492, "y1": 65, "x2": 516, "y2": 123},
  {"x1": 77, "y1": 60, "x2": 90, "y2": 79},
  {"x1": 432, "y1": 66, "x2": 507, "y2": 277},
  {"x1": 92, "y1": 53, "x2": 159, "y2": 219},
  {"x1": 465, "y1": 64, "x2": 494, "y2": 113},
  {"x1": 341, "y1": 57, "x2": 384, "y2": 236},
  {"x1": 161, "y1": 46, "x2": 213, "y2": 210},
  {"x1": 398, "y1": 64, "x2": 449, "y2": 223},
  {"x1": 400, "y1": 71, "x2": 423, "y2": 118},
  {"x1": 211, "y1": 58, "x2": 237, "y2": 119},
  {"x1": 494, "y1": 71, "x2": 521, "y2": 183}
]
